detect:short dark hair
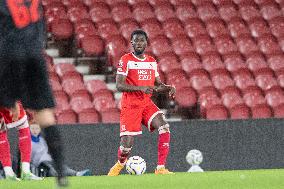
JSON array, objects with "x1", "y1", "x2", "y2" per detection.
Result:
[{"x1": 131, "y1": 29, "x2": 148, "y2": 41}]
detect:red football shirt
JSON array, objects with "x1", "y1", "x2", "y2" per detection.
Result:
[{"x1": 117, "y1": 53, "x2": 159, "y2": 106}]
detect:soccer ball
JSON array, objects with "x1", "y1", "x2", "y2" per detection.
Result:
[
  {"x1": 126, "y1": 156, "x2": 146, "y2": 175},
  {"x1": 186, "y1": 149, "x2": 203, "y2": 165}
]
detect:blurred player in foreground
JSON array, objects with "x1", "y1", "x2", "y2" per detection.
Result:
[
  {"x1": 0, "y1": 0, "x2": 66, "y2": 186},
  {"x1": 108, "y1": 29, "x2": 176, "y2": 176},
  {"x1": 0, "y1": 102, "x2": 42, "y2": 180}
]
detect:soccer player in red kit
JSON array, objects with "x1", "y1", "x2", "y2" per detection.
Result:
[
  {"x1": 108, "y1": 29, "x2": 176, "y2": 176},
  {"x1": 0, "y1": 101, "x2": 41, "y2": 180}
]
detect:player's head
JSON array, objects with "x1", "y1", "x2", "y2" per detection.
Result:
[
  {"x1": 30, "y1": 123, "x2": 41, "y2": 137},
  {"x1": 131, "y1": 29, "x2": 148, "y2": 55}
]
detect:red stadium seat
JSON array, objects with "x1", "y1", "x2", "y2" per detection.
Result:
[
  {"x1": 206, "y1": 105, "x2": 228, "y2": 120},
  {"x1": 191, "y1": 0, "x2": 213, "y2": 6},
  {"x1": 212, "y1": 71, "x2": 235, "y2": 91},
  {"x1": 268, "y1": 17, "x2": 284, "y2": 39},
  {"x1": 80, "y1": 35, "x2": 105, "y2": 56},
  {"x1": 248, "y1": 18, "x2": 270, "y2": 38},
  {"x1": 62, "y1": 79, "x2": 87, "y2": 96},
  {"x1": 133, "y1": 2, "x2": 155, "y2": 23},
  {"x1": 277, "y1": 74, "x2": 284, "y2": 88},
  {"x1": 70, "y1": 97, "x2": 94, "y2": 114},
  {"x1": 67, "y1": 6, "x2": 89, "y2": 23},
  {"x1": 193, "y1": 35, "x2": 216, "y2": 55},
  {"x1": 260, "y1": 3, "x2": 282, "y2": 20},
  {"x1": 55, "y1": 63, "x2": 78, "y2": 78},
  {"x1": 111, "y1": 2, "x2": 133, "y2": 23},
  {"x1": 119, "y1": 20, "x2": 140, "y2": 40},
  {"x1": 255, "y1": 74, "x2": 278, "y2": 91},
  {"x1": 233, "y1": 69, "x2": 256, "y2": 90},
  {"x1": 267, "y1": 54, "x2": 284, "y2": 74},
  {"x1": 154, "y1": 3, "x2": 176, "y2": 22},
  {"x1": 97, "y1": 19, "x2": 120, "y2": 40},
  {"x1": 246, "y1": 53, "x2": 269, "y2": 73},
  {"x1": 51, "y1": 19, "x2": 73, "y2": 40},
  {"x1": 158, "y1": 54, "x2": 181, "y2": 74},
  {"x1": 214, "y1": 35, "x2": 238, "y2": 55},
  {"x1": 243, "y1": 92, "x2": 267, "y2": 108},
  {"x1": 180, "y1": 53, "x2": 203, "y2": 74},
  {"x1": 166, "y1": 70, "x2": 191, "y2": 90},
  {"x1": 85, "y1": 80, "x2": 108, "y2": 95},
  {"x1": 265, "y1": 88, "x2": 284, "y2": 108},
  {"x1": 171, "y1": 35, "x2": 194, "y2": 56},
  {"x1": 257, "y1": 34, "x2": 281, "y2": 55},
  {"x1": 239, "y1": 4, "x2": 262, "y2": 21},
  {"x1": 218, "y1": 3, "x2": 240, "y2": 22},
  {"x1": 190, "y1": 75, "x2": 213, "y2": 92},
  {"x1": 201, "y1": 53, "x2": 225, "y2": 72},
  {"x1": 273, "y1": 104, "x2": 284, "y2": 118},
  {"x1": 206, "y1": 19, "x2": 228, "y2": 38},
  {"x1": 223, "y1": 53, "x2": 247, "y2": 73},
  {"x1": 236, "y1": 35, "x2": 259, "y2": 56},
  {"x1": 163, "y1": 18, "x2": 186, "y2": 39},
  {"x1": 184, "y1": 19, "x2": 207, "y2": 38},
  {"x1": 101, "y1": 108, "x2": 120, "y2": 123},
  {"x1": 78, "y1": 109, "x2": 100, "y2": 124},
  {"x1": 56, "y1": 111, "x2": 77, "y2": 124},
  {"x1": 175, "y1": 87, "x2": 197, "y2": 107},
  {"x1": 228, "y1": 18, "x2": 250, "y2": 38},
  {"x1": 141, "y1": 19, "x2": 163, "y2": 39},
  {"x1": 230, "y1": 104, "x2": 250, "y2": 119},
  {"x1": 93, "y1": 90, "x2": 116, "y2": 112},
  {"x1": 175, "y1": 3, "x2": 198, "y2": 22},
  {"x1": 106, "y1": 35, "x2": 127, "y2": 66},
  {"x1": 197, "y1": 3, "x2": 219, "y2": 21},
  {"x1": 50, "y1": 79, "x2": 63, "y2": 92},
  {"x1": 222, "y1": 93, "x2": 245, "y2": 109},
  {"x1": 151, "y1": 36, "x2": 173, "y2": 57},
  {"x1": 198, "y1": 93, "x2": 225, "y2": 118},
  {"x1": 251, "y1": 104, "x2": 272, "y2": 118},
  {"x1": 89, "y1": 3, "x2": 111, "y2": 23}
]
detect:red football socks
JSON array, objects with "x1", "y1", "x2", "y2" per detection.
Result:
[
  {"x1": 18, "y1": 127, "x2": 31, "y2": 163},
  {"x1": 157, "y1": 132, "x2": 170, "y2": 166},
  {"x1": 0, "y1": 131, "x2": 12, "y2": 167}
]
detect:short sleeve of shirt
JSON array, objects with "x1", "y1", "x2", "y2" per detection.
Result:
[
  {"x1": 116, "y1": 56, "x2": 128, "y2": 76},
  {"x1": 154, "y1": 61, "x2": 159, "y2": 77}
]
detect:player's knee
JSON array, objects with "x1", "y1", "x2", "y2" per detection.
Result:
[
  {"x1": 34, "y1": 109, "x2": 55, "y2": 127},
  {"x1": 158, "y1": 124, "x2": 170, "y2": 134}
]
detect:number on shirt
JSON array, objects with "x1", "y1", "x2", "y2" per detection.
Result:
[{"x1": 7, "y1": 0, "x2": 40, "y2": 29}]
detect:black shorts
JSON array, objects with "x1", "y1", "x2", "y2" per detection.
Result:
[{"x1": 0, "y1": 33, "x2": 55, "y2": 110}]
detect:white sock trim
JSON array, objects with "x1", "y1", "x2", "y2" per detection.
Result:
[
  {"x1": 4, "y1": 166, "x2": 15, "y2": 177},
  {"x1": 156, "y1": 165, "x2": 165, "y2": 170},
  {"x1": 22, "y1": 162, "x2": 30, "y2": 173}
]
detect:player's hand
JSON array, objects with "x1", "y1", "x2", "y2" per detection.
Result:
[
  {"x1": 140, "y1": 86, "x2": 154, "y2": 94},
  {"x1": 168, "y1": 86, "x2": 176, "y2": 99},
  {"x1": 10, "y1": 102, "x2": 20, "y2": 122}
]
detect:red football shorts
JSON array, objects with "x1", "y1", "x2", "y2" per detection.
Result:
[
  {"x1": 120, "y1": 100, "x2": 163, "y2": 137},
  {"x1": 0, "y1": 102, "x2": 28, "y2": 129}
]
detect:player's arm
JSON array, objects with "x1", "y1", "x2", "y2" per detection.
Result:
[
  {"x1": 116, "y1": 74, "x2": 154, "y2": 94},
  {"x1": 10, "y1": 102, "x2": 20, "y2": 122},
  {"x1": 154, "y1": 77, "x2": 176, "y2": 98}
]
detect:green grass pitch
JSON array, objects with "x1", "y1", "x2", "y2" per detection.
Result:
[{"x1": 1, "y1": 169, "x2": 283, "y2": 189}]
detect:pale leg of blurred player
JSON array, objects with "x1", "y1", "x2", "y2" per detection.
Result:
[{"x1": 34, "y1": 109, "x2": 67, "y2": 186}]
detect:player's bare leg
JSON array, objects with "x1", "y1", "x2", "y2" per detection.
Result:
[
  {"x1": 108, "y1": 136, "x2": 134, "y2": 176},
  {"x1": 34, "y1": 109, "x2": 67, "y2": 186},
  {"x1": 151, "y1": 113, "x2": 173, "y2": 174}
]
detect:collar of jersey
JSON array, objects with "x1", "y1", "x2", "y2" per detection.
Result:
[{"x1": 131, "y1": 52, "x2": 146, "y2": 61}]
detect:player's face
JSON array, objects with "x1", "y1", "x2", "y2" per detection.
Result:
[
  {"x1": 30, "y1": 124, "x2": 41, "y2": 136},
  {"x1": 131, "y1": 34, "x2": 147, "y2": 55}
]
